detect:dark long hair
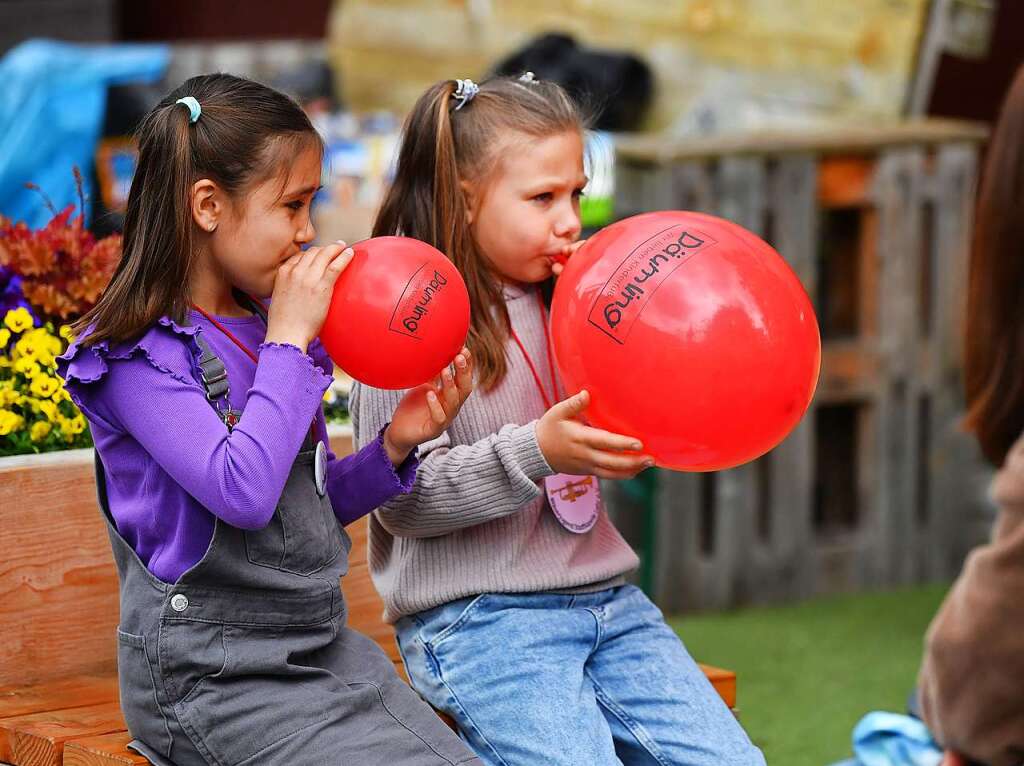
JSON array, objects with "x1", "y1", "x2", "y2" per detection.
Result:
[
  {"x1": 75, "y1": 73, "x2": 321, "y2": 346},
  {"x1": 964, "y1": 64, "x2": 1024, "y2": 466},
  {"x1": 373, "y1": 76, "x2": 585, "y2": 390}
]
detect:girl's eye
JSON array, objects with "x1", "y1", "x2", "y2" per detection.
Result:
[
  {"x1": 572, "y1": 187, "x2": 586, "y2": 199},
  {"x1": 532, "y1": 192, "x2": 553, "y2": 203},
  {"x1": 286, "y1": 200, "x2": 305, "y2": 211}
]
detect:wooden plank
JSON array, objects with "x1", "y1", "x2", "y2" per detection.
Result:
[
  {"x1": 653, "y1": 472, "x2": 703, "y2": 613},
  {"x1": 818, "y1": 156, "x2": 874, "y2": 208},
  {"x1": 764, "y1": 155, "x2": 819, "y2": 601},
  {"x1": 697, "y1": 664, "x2": 737, "y2": 710},
  {"x1": 614, "y1": 119, "x2": 987, "y2": 164},
  {"x1": 0, "y1": 702, "x2": 125, "y2": 766},
  {"x1": 927, "y1": 143, "x2": 984, "y2": 580},
  {"x1": 817, "y1": 343, "x2": 880, "y2": 402},
  {"x1": 870, "y1": 148, "x2": 927, "y2": 586},
  {"x1": 715, "y1": 156, "x2": 767, "y2": 232},
  {"x1": 705, "y1": 464, "x2": 755, "y2": 609},
  {"x1": 858, "y1": 209, "x2": 881, "y2": 339},
  {"x1": 0, "y1": 676, "x2": 118, "y2": 721},
  {"x1": 64, "y1": 732, "x2": 147, "y2": 766},
  {"x1": 671, "y1": 162, "x2": 715, "y2": 212}
]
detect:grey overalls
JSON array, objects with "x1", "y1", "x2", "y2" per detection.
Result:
[{"x1": 96, "y1": 313, "x2": 479, "y2": 766}]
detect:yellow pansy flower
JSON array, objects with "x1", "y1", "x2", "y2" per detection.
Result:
[
  {"x1": 30, "y1": 420, "x2": 52, "y2": 442},
  {"x1": 30, "y1": 375, "x2": 60, "y2": 399},
  {"x1": 0, "y1": 409, "x2": 23, "y2": 436},
  {"x1": 37, "y1": 400, "x2": 58, "y2": 421},
  {"x1": 0, "y1": 389, "x2": 17, "y2": 407},
  {"x1": 59, "y1": 325, "x2": 75, "y2": 342},
  {"x1": 14, "y1": 335, "x2": 51, "y2": 366},
  {"x1": 52, "y1": 387, "x2": 71, "y2": 403},
  {"x1": 0, "y1": 328, "x2": 10, "y2": 347},
  {"x1": 13, "y1": 356, "x2": 40, "y2": 378},
  {"x1": 66, "y1": 414, "x2": 86, "y2": 435},
  {"x1": 3, "y1": 307, "x2": 34, "y2": 334}
]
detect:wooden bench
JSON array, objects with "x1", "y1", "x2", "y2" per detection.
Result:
[{"x1": 0, "y1": 428, "x2": 736, "y2": 766}]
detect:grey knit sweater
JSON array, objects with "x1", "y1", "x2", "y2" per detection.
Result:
[{"x1": 350, "y1": 283, "x2": 640, "y2": 623}]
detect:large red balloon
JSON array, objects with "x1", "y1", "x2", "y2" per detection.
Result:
[
  {"x1": 550, "y1": 211, "x2": 820, "y2": 472},
  {"x1": 320, "y1": 236, "x2": 470, "y2": 389}
]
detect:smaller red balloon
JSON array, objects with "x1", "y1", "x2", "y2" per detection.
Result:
[{"x1": 319, "y1": 236, "x2": 470, "y2": 389}]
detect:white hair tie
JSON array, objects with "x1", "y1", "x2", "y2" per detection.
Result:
[{"x1": 452, "y1": 79, "x2": 479, "y2": 110}]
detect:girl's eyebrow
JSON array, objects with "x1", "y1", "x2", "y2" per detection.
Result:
[
  {"x1": 524, "y1": 175, "x2": 589, "y2": 193},
  {"x1": 284, "y1": 184, "x2": 323, "y2": 198}
]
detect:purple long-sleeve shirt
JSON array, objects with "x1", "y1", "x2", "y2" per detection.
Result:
[{"x1": 57, "y1": 311, "x2": 417, "y2": 584}]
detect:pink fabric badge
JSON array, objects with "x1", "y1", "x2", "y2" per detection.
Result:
[{"x1": 545, "y1": 473, "x2": 600, "y2": 534}]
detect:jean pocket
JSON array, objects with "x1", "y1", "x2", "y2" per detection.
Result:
[
  {"x1": 418, "y1": 594, "x2": 490, "y2": 651},
  {"x1": 117, "y1": 629, "x2": 173, "y2": 760}
]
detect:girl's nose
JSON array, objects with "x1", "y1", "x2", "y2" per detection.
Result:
[
  {"x1": 554, "y1": 207, "x2": 581, "y2": 240},
  {"x1": 296, "y1": 216, "x2": 316, "y2": 245}
]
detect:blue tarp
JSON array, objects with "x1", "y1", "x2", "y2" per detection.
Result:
[{"x1": 0, "y1": 39, "x2": 169, "y2": 227}]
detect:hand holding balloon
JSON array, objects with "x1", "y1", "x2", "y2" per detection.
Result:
[
  {"x1": 383, "y1": 348, "x2": 474, "y2": 466},
  {"x1": 536, "y1": 390, "x2": 654, "y2": 480},
  {"x1": 266, "y1": 240, "x2": 355, "y2": 351}
]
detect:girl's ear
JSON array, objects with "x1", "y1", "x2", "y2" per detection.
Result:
[
  {"x1": 460, "y1": 179, "x2": 478, "y2": 226},
  {"x1": 191, "y1": 178, "x2": 223, "y2": 233}
]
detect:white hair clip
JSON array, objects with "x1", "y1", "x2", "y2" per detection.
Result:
[
  {"x1": 452, "y1": 79, "x2": 479, "y2": 110},
  {"x1": 519, "y1": 71, "x2": 538, "y2": 85}
]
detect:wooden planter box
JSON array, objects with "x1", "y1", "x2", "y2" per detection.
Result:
[{"x1": 0, "y1": 424, "x2": 355, "y2": 689}]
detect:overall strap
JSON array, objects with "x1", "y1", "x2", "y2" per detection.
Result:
[{"x1": 195, "y1": 331, "x2": 231, "y2": 408}]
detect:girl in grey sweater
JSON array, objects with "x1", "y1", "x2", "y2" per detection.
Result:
[{"x1": 352, "y1": 75, "x2": 764, "y2": 766}]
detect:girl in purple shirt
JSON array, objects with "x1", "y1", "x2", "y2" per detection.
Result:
[{"x1": 57, "y1": 74, "x2": 479, "y2": 766}]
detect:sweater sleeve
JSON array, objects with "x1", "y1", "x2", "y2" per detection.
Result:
[
  {"x1": 917, "y1": 438, "x2": 1024, "y2": 766},
  {"x1": 350, "y1": 381, "x2": 554, "y2": 538}
]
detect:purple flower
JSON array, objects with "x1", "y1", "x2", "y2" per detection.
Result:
[{"x1": 0, "y1": 265, "x2": 34, "y2": 319}]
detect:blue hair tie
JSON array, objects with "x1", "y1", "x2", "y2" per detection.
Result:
[{"x1": 175, "y1": 96, "x2": 201, "y2": 124}]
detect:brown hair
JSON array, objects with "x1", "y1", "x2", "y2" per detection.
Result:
[
  {"x1": 373, "y1": 76, "x2": 585, "y2": 389},
  {"x1": 75, "y1": 73, "x2": 322, "y2": 346},
  {"x1": 964, "y1": 64, "x2": 1024, "y2": 466}
]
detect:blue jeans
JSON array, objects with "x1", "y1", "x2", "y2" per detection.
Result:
[{"x1": 395, "y1": 585, "x2": 765, "y2": 766}]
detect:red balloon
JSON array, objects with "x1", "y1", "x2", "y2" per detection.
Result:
[
  {"x1": 550, "y1": 211, "x2": 820, "y2": 472},
  {"x1": 320, "y1": 236, "x2": 470, "y2": 389}
]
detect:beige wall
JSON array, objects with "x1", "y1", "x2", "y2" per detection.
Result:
[{"x1": 329, "y1": 0, "x2": 928, "y2": 133}]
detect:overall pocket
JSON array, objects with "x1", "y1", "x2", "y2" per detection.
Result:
[
  {"x1": 244, "y1": 462, "x2": 341, "y2": 575},
  {"x1": 117, "y1": 629, "x2": 173, "y2": 759}
]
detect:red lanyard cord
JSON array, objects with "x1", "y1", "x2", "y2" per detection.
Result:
[{"x1": 508, "y1": 289, "x2": 559, "y2": 410}]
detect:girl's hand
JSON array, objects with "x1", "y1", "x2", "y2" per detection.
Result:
[
  {"x1": 265, "y1": 241, "x2": 354, "y2": 351},
  {"x1": 536, "y1": 389, "x2": 654, "y2": 479},
  {"x1": 940, "y1": 751, "x2": 965, "y2": 766},
  {"x1": 551, "y1": 239, "x2": 586, "y2": 277},
  {"x1": 383, "y1": 349, "x2": 474, "y2": 466}
]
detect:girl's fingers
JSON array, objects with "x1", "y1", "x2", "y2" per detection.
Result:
[
  {"x1": 549, "y1": 390, "x2": 590, "y2": 421},
  {"x1": 453, "y1": 348, "x2": 473, "y2": 397},
  {"x1": 578, "y1": 425, "x2": 643, "y2": 453},
  {"x1": 582, "y1": 448, "x2": 653, "y2": 474},
  {"x1": 309, "y1": 241, "x2": 348, "y2": 279},
  {"x1": 436, "y1": 368, "x2": 458, "y2": 413},
  {"x1": 426, "y1": 389, "x2": 446, "y2": 425},
  {"x1": 324, "y1": 247, "x2": 355, "y2": 281}
]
